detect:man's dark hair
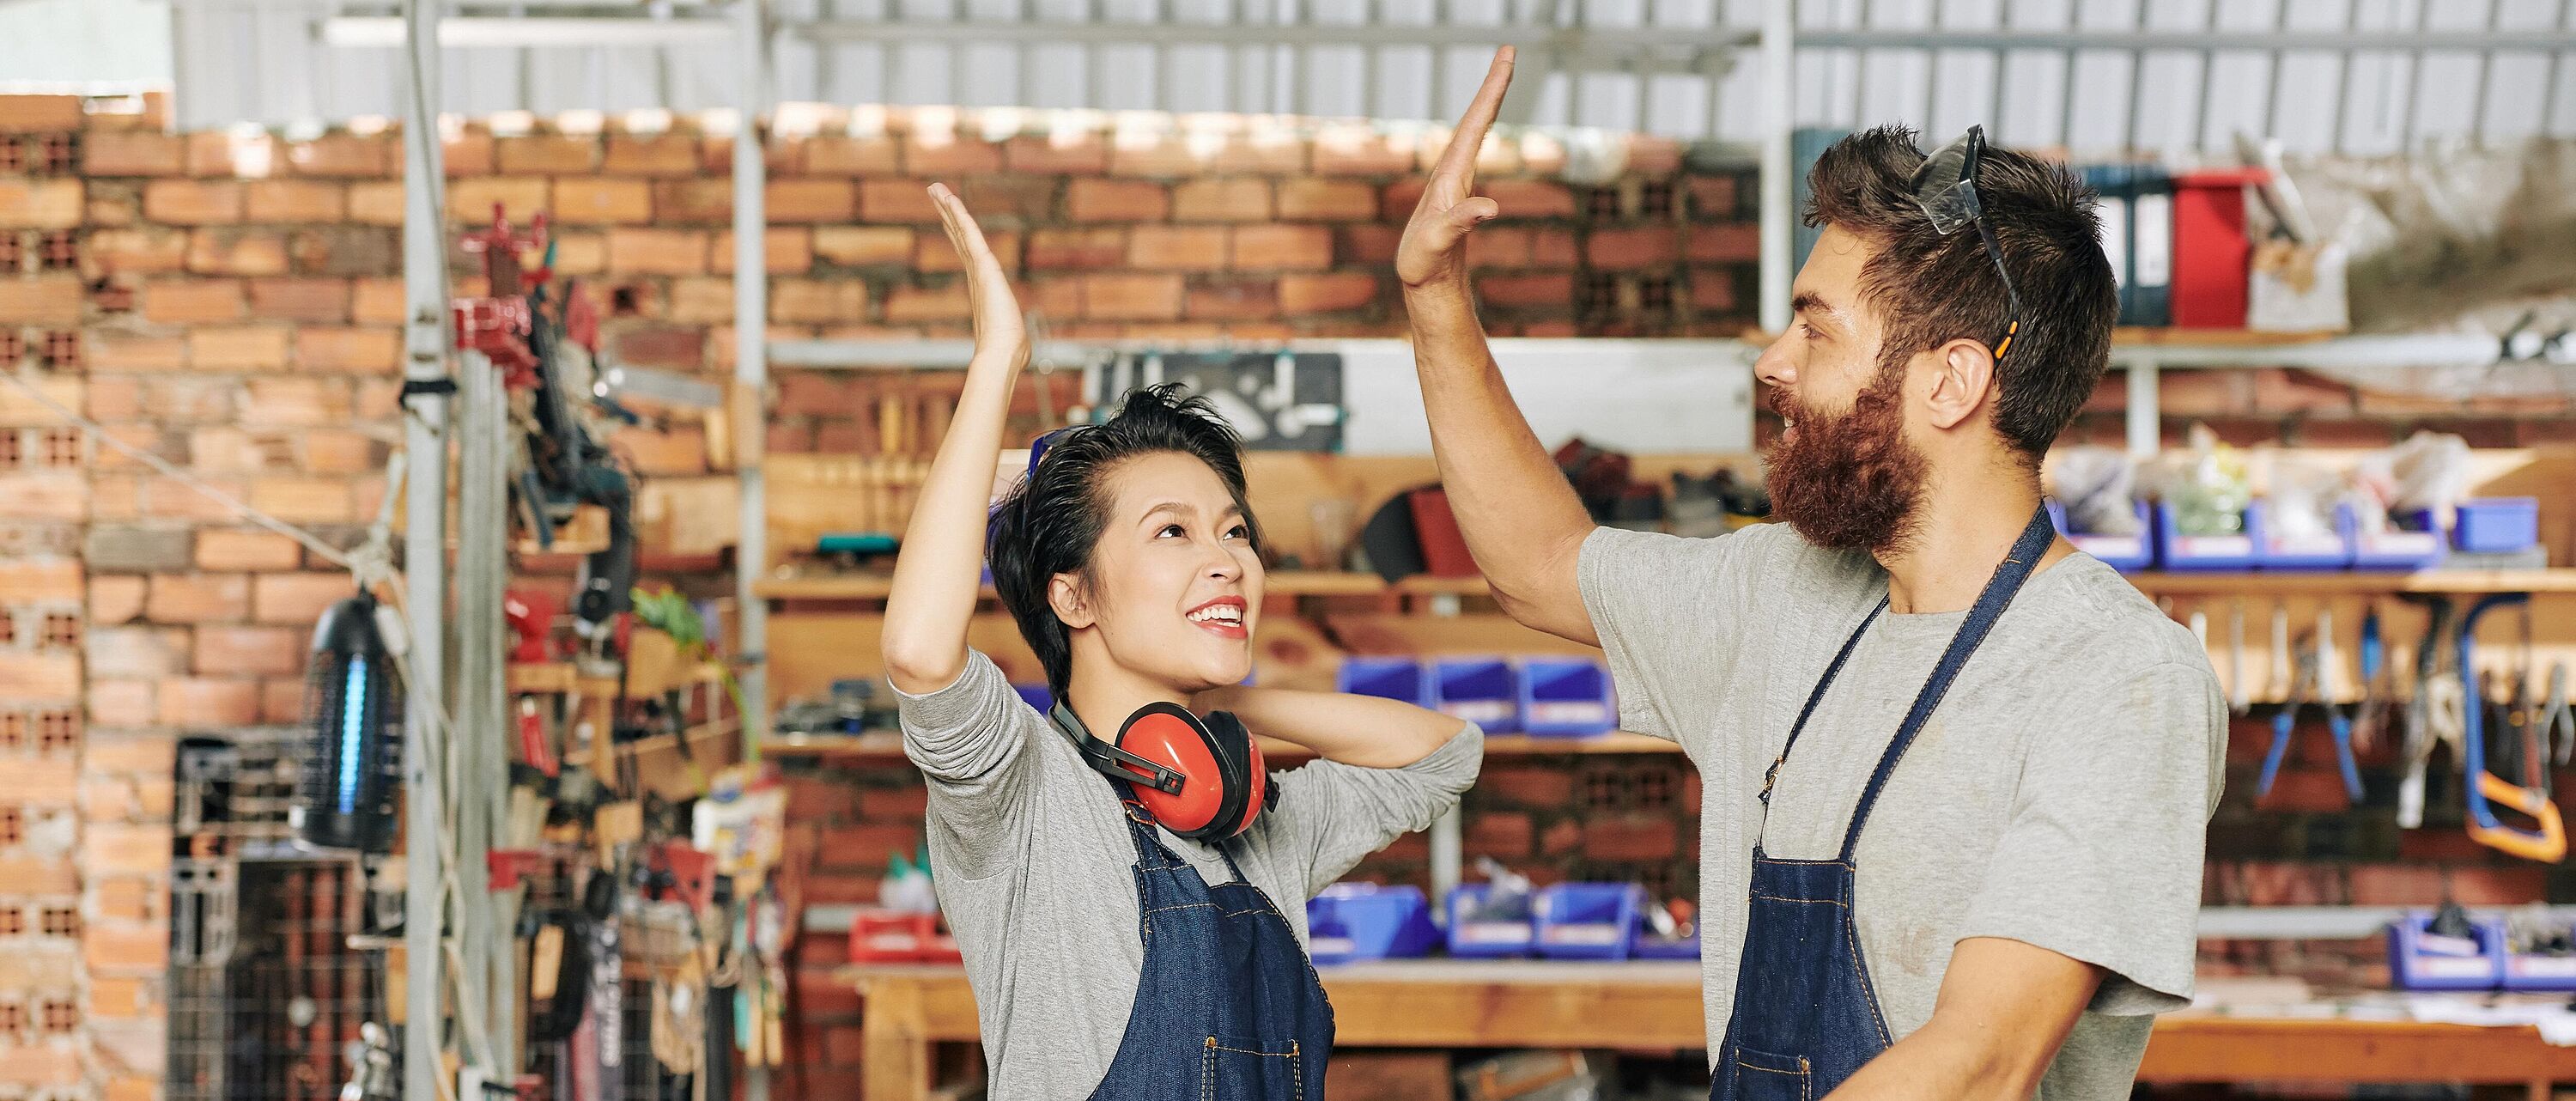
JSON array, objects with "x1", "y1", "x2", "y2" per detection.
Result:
[
  {"x1": 987, "y1": 383, "x2": 1263, "y2": 696},
  {"x1": 1804, "y1": 125, "x2": 2118, "y2": 460}
]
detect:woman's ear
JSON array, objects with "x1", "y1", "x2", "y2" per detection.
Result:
[{"x1": 1048, "y1": 572, "x2": 1094, "y2": 629}]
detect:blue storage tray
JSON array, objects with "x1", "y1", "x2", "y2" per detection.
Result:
[
  {"x1": 2049, "y1": 498, "x2": 2152, "y2": 572},
  {"x1": 2256, "y1": 500, "x2": 2356, "y2": 571},
  {"x1": 2388, "y1": 913, "x2": 2505, "y2": 991},
  {"x1": 1306, "y1": 884, "x2": 1439, "y2": 965},
  {"x1": 2354, "y1": 508, "x2": 2447, "y2": 571},
  {"x1": 1533, "y1": 883, "x2": 1643, "y2": 961},
  {"x1": 1012, "y1": 684, "x2": 1052, "y2": 714},
  {"x1": 1633, "y1": 930, "x2": 1701, "y2": 959},
  {"x1": 2152, "y1": 502, "x2": 2259, "y2": 571},
  {"x1": 1337, "y1": 657, "x2": 1432, "y2": 708},
  {"x1": 1517, "y1": 658, "x2": 1616, "y2": 737},
  {"x1": 1443, "y1": 884, "x2": 1534, "y2": 958},
  {"x1": 1433, "y1": 657, "x2": 1522, "y2": 734},
  {"x1": 2455, "y1": 497, "x2": 2539, "y2": 555}
]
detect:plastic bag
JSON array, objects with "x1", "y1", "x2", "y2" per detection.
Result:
[
  {"x1": 2142, "y1": 424, "x2": 2252, "y2": 537},
  {"x1": 2389, "y1": 430, "x2": 2475, "y2": 521},
  {"x1": 2050, "y1": 447, "x2": 2142, "y2": 536},
  {"x1": 2266, "y1": 456, "x2": 2343, "y2": 542}
]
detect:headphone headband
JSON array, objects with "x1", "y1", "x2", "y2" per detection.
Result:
[{"x1": 1048, "y1": 700, "x2": 1189, "y2": 795}]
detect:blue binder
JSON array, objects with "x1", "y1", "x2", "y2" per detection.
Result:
[
  {"x1": 2080, "y1": 163, "x2": 2135, "y2": 325},
  {"x1": 2128, "y1": 162, "x2": 2174, "y2": 327}
]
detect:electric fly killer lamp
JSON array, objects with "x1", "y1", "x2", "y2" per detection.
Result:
[{"x1": 291, "y1": 593, "x2": 402, "y2": 854}]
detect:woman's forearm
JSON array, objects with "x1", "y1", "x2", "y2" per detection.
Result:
[
  {"x1": 882, "y1": 356, "x2": 1019, "y2": 694},
  {"x1": 1195, "y1": 686, "x2": 1465, "y2": 769}
]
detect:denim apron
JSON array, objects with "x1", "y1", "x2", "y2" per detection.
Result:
[
  {"x1": 1088, "y1": 781, "x2": 1335, "y2": 1100},
  {"x1": 1710, "y1": 508, "x2": 2056, "y2": 1101}
]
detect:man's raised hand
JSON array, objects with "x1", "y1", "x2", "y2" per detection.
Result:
[{"x1": 1395, "y1": 46, "x2": 1516, "y2": 290}]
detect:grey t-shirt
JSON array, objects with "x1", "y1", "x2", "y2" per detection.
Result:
[
  {"x1": 896, "y1": 649, "x2": 1483, "y2": 1100},
  {"x1": 1579, "y1": 522, "x2": 2223, "y2": 1099}
]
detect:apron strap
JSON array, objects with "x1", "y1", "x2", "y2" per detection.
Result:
[
  {"x1": 1109, "y1": 776, "x2": 1245, "y2": 879},
  {"x1": 1836, "y1": 507, "x2": 2057, "y2": 861},
  {"x1": 1759, "y1": 598, "x2": 1888, "y2": 822}
]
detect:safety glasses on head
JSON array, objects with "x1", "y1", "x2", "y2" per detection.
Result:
[{"x1": 1908, "y1": 125, "x2": 2026, "y2": 363}]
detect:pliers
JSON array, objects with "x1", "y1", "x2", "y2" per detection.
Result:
[{"x1": 2258, "y1": 625, "x2": 2363, "y2": 804}]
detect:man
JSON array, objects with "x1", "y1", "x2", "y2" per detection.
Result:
[{"x1": 1399, "y1": 48, "x2": 2224, "y2": 1100}]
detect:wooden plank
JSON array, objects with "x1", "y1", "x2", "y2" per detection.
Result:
[{"x1": 2137, "y1": 1017, "x2": 2576, "y2": 1083}]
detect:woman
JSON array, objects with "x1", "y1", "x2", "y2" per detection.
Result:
[{"x1": 883, "y1": 184, "x2": 1483, "y2": 1099}]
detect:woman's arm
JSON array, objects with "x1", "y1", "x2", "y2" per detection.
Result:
[
  {"x1": 1194, "y1": 686, "x2": 1466, "y2": 769},
  {"x1": 882, "y1": 185, "x2": 1029, "y2": 695}
]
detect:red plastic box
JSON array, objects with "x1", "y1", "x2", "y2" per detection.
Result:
[{"x1": 2172, "y1": 168, "x2": 2267, "y2": 329}]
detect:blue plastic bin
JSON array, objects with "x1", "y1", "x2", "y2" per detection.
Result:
[
  {"x1": 1533, "y1": 883, "x2": 1644, "y2": 961},
  {"x1": 2454, "y1": 498, "x2": 2539, "y2": 555},
  {"x1": 2388, "y1": 913, "x2": 2506, "y2": 991},
  {"x1": 1433, "y1": 658, "x2": 1522, "y2": 734},
  {"x1": 2256, "y1": 501, "x2": 2356, "y2": 571},
  {"x1": 2503, "y1": 923, "x2": 2576, "y2": 991},
  {"x1": 2048, "y1": 498, "x2": 2153, "y2": 572},
  {"x1": 1305, "y1": 884, "x2": 1438, "y2": 965},
  {"x1": 2152, "y1": 502, "x2": 2260, "y2": 571},
  {"x1": 1443, "y1": 884, "x2": 1534, "y2": 958},
  {"x1": 1012, "y1": 684, "x2": 1053, "y2": 714},
  {"x1": 1517, "y1": 658, "x2": 1616, "y2": 737},
  {"x1": 1337, "y1": 657, "x2": 1432, "y2": 708},
  {"x1": 2354, "y1": 508, "x2": 2447, "y2": 571},
  {"x1": 1632, "y1": 926, "x2": 1701, "y2": 959}
]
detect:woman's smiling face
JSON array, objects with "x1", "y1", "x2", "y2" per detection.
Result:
[{"x1": 1054, "y1": 451, "x2": 1267, "y2": 694}]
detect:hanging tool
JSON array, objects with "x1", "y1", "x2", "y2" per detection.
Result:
[
  {"x1": 2541, "y1": 662, "x2": 2573, "y2": 770},
  {"x1": 2228, "y1": 598, "x2": 2250, "y2": 715},
  {"x1": 2269, "y1": 599, "x2": 2293, "y2": 705},
  {"x1": 2397, "y1": 593, "x2": 2459, "y2": 830},
  {"x1": 2457, "y1": 593, "x2": 2566, "y2": 863},
  {"x1": 2258, "y1": 614, "x2": 2362, "y2": 805},
  {"x1": 2354, "y1": 602, "x2": 2391, "y2": 753}
]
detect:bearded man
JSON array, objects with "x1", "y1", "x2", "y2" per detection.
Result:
[{"x1": 1398, "y1": 49, "x2": 2225, "y2": 1101}]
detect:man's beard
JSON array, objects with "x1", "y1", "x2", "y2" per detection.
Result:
[{"x1": 1762, "y1": 368, "x2": 1929, "y2": 556}]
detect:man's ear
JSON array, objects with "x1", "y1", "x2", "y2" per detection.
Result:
[
  {"x1": 1923, "y1": 338, "x2": 1998, "y2": 431},
  {"x1": 1049, "y1": 573, "x2": 1094, "y2": 629}
]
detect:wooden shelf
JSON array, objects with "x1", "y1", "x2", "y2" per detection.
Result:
[
  {"x1": 2125, "y1": 569, "x2": 2576, "y2": 596},
  {"x1": 762, "y1": 729, "x2": 1677, "y2": 759},
  {"x1": 756, "y1": 569, "x2": 1494, "y2": 601},
  {"x1": 505, "y1": 660, "x2": 728, "y2": 696},
  {"x1": 563, "y1": 720, "x2": 739, "y2": 769}
]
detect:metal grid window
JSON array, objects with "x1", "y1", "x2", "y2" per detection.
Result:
[
  {"x1": 40, "y1": 331, "x2": 80, "y2": 369},
  {"x1": 39, "y1": 906, "x2": 79, "y2": 939},
  {"x1": 36, "y1": 710, "x2": 77, "y2": 754},
  {"x1": 39, "y1": 1000, "x2": 76, "y2": 1034},
  {"x1": 39, "y1": 612, "x2": 78, "y2": 650},
  {"x1": 37, "y1": 230, "x2": 76, "y2": 271}
]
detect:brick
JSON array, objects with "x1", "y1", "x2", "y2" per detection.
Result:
[
  {"x1": 853, "y1": 179, "x2": 936, "y2": 224},
  {"x1": 1687, "y1": 222, "x2": 1761, "y2": 263},
  {"x1": 86, "y1": 825, "x2": 172, "y2": 879},
  {"x1": 90, "y1": 576, "x2": 146, "y2": 624},
  {"x1": 84, "y1": 526, "x2": 193, "y2": 574},
  {"x1": 295, "y1": 326, "x2": 400, "y2": 374},
  {"x1": 1689, "y1": 267, "x2": 1742, "y2": 313},
  {"x1": 0, "y1": 652, "x2": 81, "y2": 700},
  {"x1": 1185, "y1": 280, "x2": 1279, "y2": 321},
  {"x1": 84, "y1": 921, "x2": 170, "y2": 975},
  {"x1": 185, "y1": 128, "x2": 270, "y2": 176},
  {"x1": 498, "y1": 134, "x2": 601, "y2": 174},
  {"x1": 769, "y1": 280, "x2": 871, "y2": 325},
  {"x1": 1689, "y1": 175, "x2": 1742, "y2": 217},
  {"x1": 242, "y1": 378, "x2": 353, "y2": 427},
  {"x1": 291, "y1": 226, "x2": 398, "y2": 277},
  {"x1": 552, "y1": 178, "x2": 653, "y2": 225},
  {"x1": 860, "y1": 784, "x2": 930, "y2": 821},
  {"x1": 1588, "y1": 227, "x2": 1680, "y2": 270},
  {"x1": 649, "y1": 179, "x2": 730, "y2": 224},
  {"x1": 1278, "y1": 272, "x2": 1378, "y2": 313},
  {"x1": 912, "y1": 229, "x2": 1021, "y2": 275},
  {"x1": 1081, "y1": 273, "x2": 1184, "y2": 321},
  {"x1": 82, "y1": 376, "x2": 144, "y2": 422},
  {"x1": 143, "y1": 179, "x2": 243, "y2": 225},
  {"x1": 604, "y1": 132, "x2": 702, "y2": 176},
  {"x1": 876, "y1": 282, "x2": 970, "y2": 324},
  {"x1": 1232, "y1": 225, "x2": 1333, "y2": 271},
  {"x1": 1480, "y1": 273, "x2": 1575, "y2": 308},
  {"x1": 0, "y1": 756, "x2": 76, "y2": 806},
  {"x1": 1127, "y1": 226, "x2": 1229, "y2": 271},
  {"x1": 286, "y1": 131, "x2": 394, "y2": 178},
  {"x1": 1172, "y1": 178, "x2": 1273, "y2": 222},
  {"x1": 0, "y1": 93, "x2": 82, "y2": 132},
  {"x1": 1484, "y1": 179, "x2": 1580, "y2": 218},
  {"x1": 194, "y1": 528, "x2": 301, "y2": 572},
  {"x1": 442, "y1": 130, "x2": 495, "y2": 176},
  {"x1": 87, "y1": 731, "x2": 176, "y2": 775},
  {"x1": 0, "y1": 1044, "x2": 81, "y2": 1086},
  {"x1": 90, "y1": 976, "x2": 152, "y2": 1019},
  {"x1": 1481, "y1": 764, "x2": 1576, "y2": 807},
  {"x1": 611, "y1": 425, "x2": 708, "y2": 477},
  {"x1": 1532, "y1": 228, "x2": 1580, "y2": 266},
  {"x1": 769, "y1": 178, "x2": 860, "y2": 223},
  {"x1": 185, "y1": 228, "x2": 290, "y2": 276},
  {"x1": 663, "y1": 277, "x2": 731, "y2": 324},
  {"x1": 815, "y1": 823, "x2": 923, "y2": 870},
  {"x1": 142, "y1": 279, "x2": 244, "y2": 325},
  {"x1": 1004, "y1": 132, "x2": 1108, "y2": 174},
  {"x1": 2449, "y1": 867, "x2": 2549, "y2": 906},
  {"x1": 1311, "y1": 125, "x2": 1417, "y2": 176},
  {"x1": 802, "y1": 133, "x2": 902, "y2": 176},
  {"x1": 249, "y1": 475, "x2": 354, "y2": 523},
  {"x1": 146, "y1": 574, "x2": 248, "y2": 624},
  {"x1": 610, "y1": 325, "x2": 705, "y2": 369},
  {"x1": 1068, "y1": 179, "x2": 1169, "y2": 222},
  {"x1": 0, "y1": 855, "x2": 77, "y2": 895},
  {"x1": 703, "y1": 227, "x2": 811, "y2": 275},
  {"x1": 350, "y1": 278, "x2": 404, "y2": 324},
  {"x1": 605, "y1": 228, "x2": 708, "y2": 276},
  {"x1": 0, "y1": 471, "x2": 88, "y2": 520},
  {"x1": 85, "y1": 227, "x2": 190, "y2": 275},
  {"x1": 259, "y1": 677, "x2": 306, "y2": 723},
  {"x1": 253, "y1": 572, "x2": 355, "y2": 624},
  {"x1": 0, "y1": 179, "x2": 84, "y2": 228},
  {"x1": 192, "y1": 624, "x2": 305, "y2": 677},
  {"x1": 345, "y1": 180, "x2": 404, "y2": 226},
  {"x1": 303, "y1": 429, "x2": 379, "y2": 474},
  {"x1": 245, "y1": 179, "x2": 346, "y2": 222},
  {"x1": 2348, "y1": 864, "x2": 2447, "y2": 905},
  {"x1": 1026, "y1": 228, "x2": 1126, "y2": 271},
  {"x1": 0, "y1": 557, "x2": 82, "y2": 603},
  {"x1": 246, "y1": 277, "x2": 352, "y2": 322},
  {"x1": 903, "y1": 131, "x2": 1004, "y2": 177},
  {"x1": 1465, "y1": 811, "x2": 1534, "y2": 859},
  {"x1": 187, "y1": 426, "x2": 292, "y2": 472},
  {"x1": 0, "y1": 275, "x2": 82, "y2": 325},
  {"x1": 187, "y1": 325, "x2": 292, "y2": 371},
  {"x1": 813, "y1": 226, "x2": 913, "y2": 267},
  {"x1": 87, "y1": 625, "x2": 184, "y2": 679},
  {"x1": 446, "y1": 177, "x2": 550, "y2": 224},
  {"x1": 1276, "y1": 178, "x2": 1376, "y2": 222}
]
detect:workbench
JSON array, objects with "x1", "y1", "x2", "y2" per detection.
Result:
[{"x1": 836, "y1": 962, "x2": 2576, "y2": 1101}]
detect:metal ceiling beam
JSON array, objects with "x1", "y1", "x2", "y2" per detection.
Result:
[
  {"x1": 1799, "y1": 27, "x2": 2576, "y2": 51},
  {"x1": 319, "y1": 14, "x2": 732, "y2": 46},
  {"x1": 796, "y1": 18, "x2": 1760, "y2": 56}
]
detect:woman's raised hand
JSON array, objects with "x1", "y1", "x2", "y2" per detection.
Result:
[{"x1": 930, "y1": 183, "x2": 1030, "y2": 372}]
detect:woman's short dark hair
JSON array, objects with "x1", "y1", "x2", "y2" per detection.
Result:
[{"x1": 986, "y1": 383, "x2": 1262, "y2": 696}]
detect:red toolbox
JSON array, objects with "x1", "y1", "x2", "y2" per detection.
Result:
[{"x1": 2171, "y1": 168, "x2": 2266, "y2": 328}]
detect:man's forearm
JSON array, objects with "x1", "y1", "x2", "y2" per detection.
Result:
[{"x1": 1821, "y1": 1017, "x2": 2040, "y2": 1101}]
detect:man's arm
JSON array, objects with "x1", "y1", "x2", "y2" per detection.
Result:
[
  {"x1": 1193, "y1": 685, "x2": 1468, "y2": 769},
  {"x1": 1395, "y1": 46, "x2": 1600, "y2": 646},
  {"x1": 1826, "y1": 938, "x2": 2102, "y2": 1100}
]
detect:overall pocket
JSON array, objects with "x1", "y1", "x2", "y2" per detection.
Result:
[
  {"x1": 1199, "y1": 1035, "x2": 1305, "y2": 1101},
  {"x1": 1728, "y1": 1046, "x2": 1813, "y2": 1101}
]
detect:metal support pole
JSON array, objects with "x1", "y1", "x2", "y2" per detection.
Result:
[
  {"x1": 1759, "y1": 0, "x2": 1795, "y2": 333},
  {"x1": 455, "y1": 348, "x2": 514, "y2": 1075},
  {"x1": 2125, "y1": 356, "x2": 2160, "y2": 459},
  {"x1": 736, "y1": 3, "x2": 775, "y2": 1097},
  {"x1": 398, "y1": 0, "x2": 449, "y2": 1094}
]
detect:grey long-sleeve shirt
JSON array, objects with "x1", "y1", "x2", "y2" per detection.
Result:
[{"x1": 897, "y1": 648, "x2": 1483, "y2": 1100}]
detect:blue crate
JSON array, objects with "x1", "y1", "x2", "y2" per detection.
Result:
[
  {"x1": 2354, "y1": 508, "x2": 2447, "y2": 571},
  {"x1": 1337, "y1": 657, "x2": 1432, "y2": 708},
  {"x1": 1533, "y1": 883, "x2": 1644, "y2": 961},
  {"x1": 1443, "y1": 884, "x2": 1534, "y2": 958},
  {"x1": 1517, "y1": 658, "x2": 1616, "y2": 738},
  {"x1": 2503, "y1": 922, "x2": 2576, "y2": 991},
  {"x1": 2049, "y1": 498, "x2": 2152, "y2": 572},
  {"x1": 2256, "y1": 500, "x2": 2357, "y2": 571},
  {"x1": 1012, "y1": 684, "x2": 1052, "y2": 714},
  {"x1": 2152, "y1": 502, "x2": 2260, "y2": 571},
  {"x1": 2388, "y1": 913, "x2": 2505, "y2": 991},
  {"x1": 1632, "y1": 927, "x2": 1701, "y2": 959},
  {"x1": 2454, "y1": 497, "x2": 2539, "y2": 555},
  {"x1": 1305, "y1": 884, "x2": 1438, "y2": 965},
  {"x1": 1433, "y1": 658, "x2": 1522, "y2": 734}
]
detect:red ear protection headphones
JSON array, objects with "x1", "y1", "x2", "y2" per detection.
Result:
[{"x1": 1051, "y1": 700, "x2": 1279, "y2": 841}]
